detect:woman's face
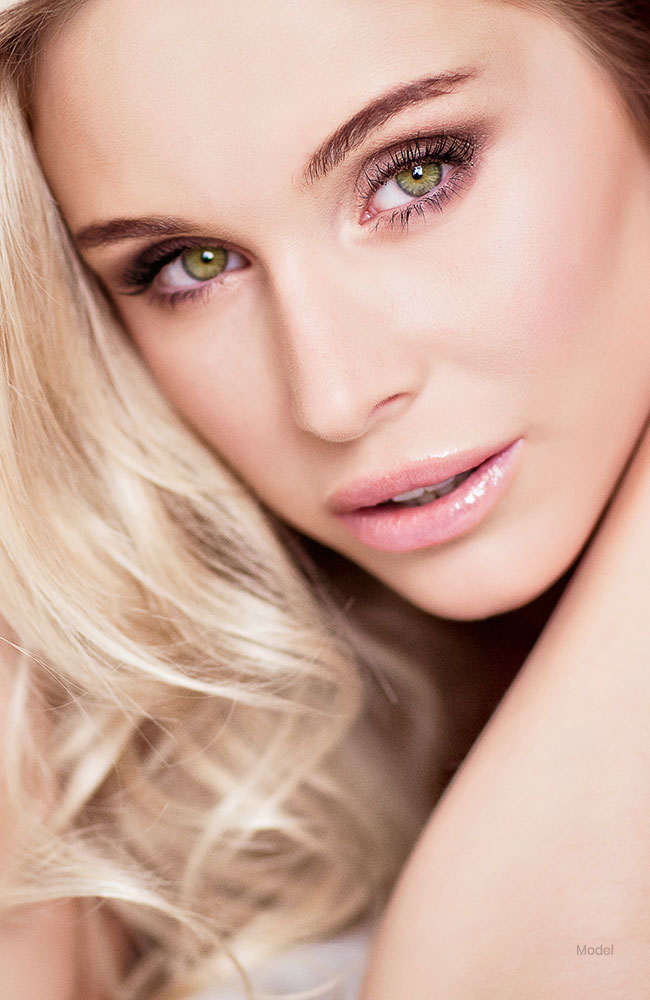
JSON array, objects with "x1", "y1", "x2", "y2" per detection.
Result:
[{"x1": 33, "y1": 0, "x2": 650, "y2": 620}]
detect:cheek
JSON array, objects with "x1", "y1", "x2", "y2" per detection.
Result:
[
  {"x1": 126, "y1": 309, "x2": 286, "y2": 476},
  {"x1": 455, "y1": 116, "x2": 649, "y2": 413}
]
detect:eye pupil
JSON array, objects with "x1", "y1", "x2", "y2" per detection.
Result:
[
  {"x1": 182, "y1": 246, "x2": 228, "y2": 281},
  {"x1": 395, "y1": 161, "x2": 443, "y2": 197}
]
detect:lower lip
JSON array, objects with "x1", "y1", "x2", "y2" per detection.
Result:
[{"x1": 336, "y1": 439, "x2": 523, "y2": 553}]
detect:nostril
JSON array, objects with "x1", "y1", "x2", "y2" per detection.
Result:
[{"x1": 369, "y1": 392, "x2": 410, "y2": 420}]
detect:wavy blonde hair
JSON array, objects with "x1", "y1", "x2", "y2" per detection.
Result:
[
  {"x1": 0, "y1": 2, "x2": 444, "y2": 998},
  {"x1": 0, "y1": 1, "x2": 648, "y2": 998}
]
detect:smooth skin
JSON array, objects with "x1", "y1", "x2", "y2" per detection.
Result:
[
  {"x1": 11, "y1": 0, "x2": 650, "y2": 995},
  {"x1": 33, "y1": 0, "x2": 650, "y2": 623}
]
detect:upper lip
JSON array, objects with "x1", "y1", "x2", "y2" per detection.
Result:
[{"x1": 327, "y1": 440, "x2": 514, "y2": 514}]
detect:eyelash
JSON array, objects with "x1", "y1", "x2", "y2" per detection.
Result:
[
  {"x1": 119, "y1": 238, "x2": 228, "y2": 308},
  {"x1": 356, "y1": 131, "x2": 477, "y2": 231},
  {"x1": 119, "y1": 130, "x2": 478, "y2": 307}
]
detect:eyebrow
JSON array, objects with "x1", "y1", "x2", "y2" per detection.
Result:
[
  {"x1": 75, "y1": 216, "x2": 195, "y2": 250},
  {"x1": 74, "y1": 69, "x2": 477, "y2": 251},
  {"x1": 302, "y1": 68, "x2": 477, "y2": 185}
]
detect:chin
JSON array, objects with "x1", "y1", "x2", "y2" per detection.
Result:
[
  {"x1": 371, "y1": 534, "x2": 583, "y2": 622},
  {"x1": 390, "y1": 579, "x2": 551, "y2": 622}
]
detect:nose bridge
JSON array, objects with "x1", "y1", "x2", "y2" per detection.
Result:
[{"x1": 267, "y1": 246, "x2": 416, "y2": 442}]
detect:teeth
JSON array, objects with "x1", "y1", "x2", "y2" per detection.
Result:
[
  {"x1": 391, "y1": 486, "x2": 428, "y2": 503},
  {"x1": 387, "y1": 470, "x2": 473, "y2": 507},
  {"x1": 392, "y1": 476, "x2": 457, "y2": 502}
]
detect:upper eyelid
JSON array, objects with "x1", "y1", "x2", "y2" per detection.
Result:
[
  {"x1": 348, "y1": 112, "x2": 488, "y2": 182},
  {"x1": 358, "y1": 132, "x2": 476, "y2": 187},
  {"x1": 300, "y1": 70, "x2": 480, "y2": 185},
  {"x1": 136, "y1": 235, "x2": 242, "y2": 267}
]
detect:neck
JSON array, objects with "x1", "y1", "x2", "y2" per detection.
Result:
[{"x1": 300, "y1": 534, "x2": 577, "y2": 787}]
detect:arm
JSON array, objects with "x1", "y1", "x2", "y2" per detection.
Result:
[{"x1": 360, "y1": 420, "x2": 650, "y2": 998}]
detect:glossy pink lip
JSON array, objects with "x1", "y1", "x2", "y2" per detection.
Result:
[
  {"x1": 330, "y1": 439, "x2": 523, "y2": 553},
  {"x1": 328, "y1": 440, "x2": 517, "y2": 514}
]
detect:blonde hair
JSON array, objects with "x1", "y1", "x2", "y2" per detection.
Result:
[{"x1": 0, "y1": 2, "x2": 442, "y2": 997}]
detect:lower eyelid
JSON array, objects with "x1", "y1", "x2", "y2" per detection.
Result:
[
  {"x1": 152, "y1": 254, "x2": 252, "y2": 309},
  {"x1": 369, "y1": 163, "x2": 474, "y2": 233},
  {"x1": 362, "y1": 160, "x2": 467, "y2": 226},
  {"x1": 155, "y1": 248, "x2": 247, "y2": 293},
  {"x1": 145, "y1": 277, "x2": 222, "y2": 310}
]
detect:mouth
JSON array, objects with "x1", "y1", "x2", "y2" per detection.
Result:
[{"x1": 330, "y1": 439, "x2": 524, "y2": 553}]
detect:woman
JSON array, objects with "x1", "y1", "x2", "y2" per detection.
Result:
[{"x1": 0, "y1": 0, "x2": 648, "y2": 997}]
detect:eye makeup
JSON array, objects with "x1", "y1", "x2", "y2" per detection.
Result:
[
  {"x1": 119, "y1": 237, "x2": 234, "y2": 295},
  {"x1": 356, "y1": 130, "x2": 479, "y2": 231},
  {"x1": 113, "y1": 123, "x2": 485, "y2": 308}
]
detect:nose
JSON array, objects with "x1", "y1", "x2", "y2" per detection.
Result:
[{"x1": 268, "y1": 250, "x2": 424, "y2": 443}]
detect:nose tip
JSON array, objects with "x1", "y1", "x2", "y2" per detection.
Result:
[{"x1": 291, "y1": 384, "x2": 412, "y2": 443}]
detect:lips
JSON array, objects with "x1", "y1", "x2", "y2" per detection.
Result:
[
  {"x1": 327, "y1": 440, "x2": 515, "y2": 515},
  {"x1": 329, "y1": 439, "x2": 524, "y2": 553}
]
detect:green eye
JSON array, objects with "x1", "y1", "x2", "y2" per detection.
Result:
[
  {"x1": 181, "y1": 246, "x2": 228, "y2": 281},
  {"x1": 395, "y1": 161, "x2": 443, "y2": 198}
]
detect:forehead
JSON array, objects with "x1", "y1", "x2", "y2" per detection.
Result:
[{"x1": 33, "y1": 0, "x2": 526, "y2": 229}]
